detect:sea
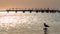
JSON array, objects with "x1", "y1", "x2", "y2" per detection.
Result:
[{"x1": 0, "y1": 11, "x2": 59, "y2": 34}]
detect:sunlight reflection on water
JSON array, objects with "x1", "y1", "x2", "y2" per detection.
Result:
[{"x1": 0, "y1": 12, "x2": 60, "y2": 34}]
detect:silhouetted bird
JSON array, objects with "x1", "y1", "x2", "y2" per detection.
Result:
[{"x1": 44, "y1": 23, "x2": 49, "y2": 27}]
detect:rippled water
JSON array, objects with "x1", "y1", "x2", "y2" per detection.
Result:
[{"x1": 0, "y1": 12, "x2": 60, "y2": 34}]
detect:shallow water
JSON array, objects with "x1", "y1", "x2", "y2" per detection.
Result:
[{"x1": 0, "y1": 12, "x2": 60, "y2": 34}]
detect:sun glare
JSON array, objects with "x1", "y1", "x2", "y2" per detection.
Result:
[{"x1": 0, "y1": 16, "x2": 18, "y2": 23}]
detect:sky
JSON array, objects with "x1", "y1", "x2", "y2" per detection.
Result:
[{"x1": 0, "y1": 0, "x2": 60, "y2": 9}]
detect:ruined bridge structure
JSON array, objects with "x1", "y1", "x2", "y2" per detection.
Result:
[{"x1": 5, "y1": 8, "x2": 60, "y2": 13}]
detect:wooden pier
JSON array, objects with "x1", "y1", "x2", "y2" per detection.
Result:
[
  {"x1": 6, "y1": 9, "x2": 60, "y2": 13},
  {"x1": 0, "y1": 8, "x2": 58, "y2": 13}
]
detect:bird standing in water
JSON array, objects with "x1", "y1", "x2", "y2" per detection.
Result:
[
  {"x1": 43, "y1": 23, "x2": 50, "y2": 34},
  {"x1": 44, "y1": 23, "x2": 50, "y2": 27}
]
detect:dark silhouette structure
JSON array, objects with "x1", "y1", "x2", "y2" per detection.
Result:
[{"x1": 5, "y1": 8, "x2": 60, "y2": 13}]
